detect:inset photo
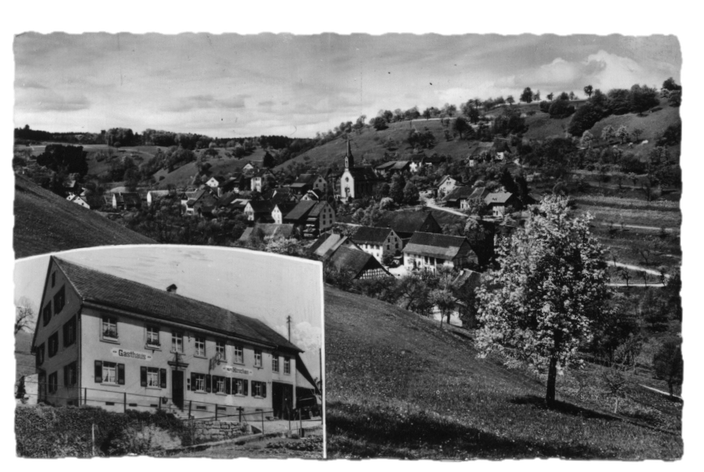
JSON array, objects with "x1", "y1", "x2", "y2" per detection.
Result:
[{"x1": 14, "y1": 245, "x2": 323, "y2": 458}]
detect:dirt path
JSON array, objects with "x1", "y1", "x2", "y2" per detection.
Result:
[
  {"x1": 600, "y1": 222, "x2": 679, "y2": 233},
  {"x1": 606, "y1": 261, "x2": 667, "y2": 278},
  {"x1": 421, "y1": 196, "x2": 469, "y2": 217}
]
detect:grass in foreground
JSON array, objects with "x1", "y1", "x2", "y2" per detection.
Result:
[{"x1": 325, "y1": 286, "x2": 682, "y2": 459}]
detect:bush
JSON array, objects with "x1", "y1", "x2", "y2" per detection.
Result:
[
  {"x1": 15, "y1": 406, "x2": 190, "y2": 457},
  {"x1": 568, "y1": 103, "x2": 604, "y2": 137},
  {"x1": 539, "y1": 101, "x2": 550, "y2": 113},
  {"x1": 548, "y1": 99, "x2": 575, "y2": 119}
]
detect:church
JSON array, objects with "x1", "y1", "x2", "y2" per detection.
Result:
[{"x1": 339, "y1": 138, "x2": 379, "y2": 201}]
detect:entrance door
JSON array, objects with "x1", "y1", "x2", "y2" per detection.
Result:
[
  {"x1": 172, "y1": 370, "x2": 184, "y2": 409},
  {"x1": 272, "y1": 382, "x2": 293, "y2": 419}
]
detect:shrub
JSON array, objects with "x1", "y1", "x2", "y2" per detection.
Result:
[
  {"x1": 15, "y1": 406, "x2": 190, "y2": 457},
  {"x1": 548, "y1": 99, "x2": 575, "y2": 119}
]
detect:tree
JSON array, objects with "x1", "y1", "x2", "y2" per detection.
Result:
[
  {"x1": 662, "y1": 77, "x2": 682, "y2": 92},
  {"x1": 262, "y1": 151, "x2": 275, "y2": 168},
  {"x1": 506, "y1": 95, "x2": 515, "y2": 105},
  {"x1": 616, "y1": 125, "x2": 630, "y2": 144},
  {"x1": 601, "y1": 125, "x2": 616, "y2": 142},
  {"x1": 584, "y1": 85, "x2": 593, "y2": 98},
  {"x1": 653, "y1": 336, "x2": 683, "y2": 396},
  {"x1": 403, "y1": 181, "x2": 420, "y2": 204},
  {"x1": 15, "y1": 297, "x2": 35, "y2": 335},
  {"x1": 533, "y1": 90, "x2": 541, "y2": 102},
  {"x1": 580, "y1": 130, "x2": 594, "y2": 148},
  {"x1": 389, "y1": 173, "x2": 406, "y2": 204},
  {"x1": 476, "y1": 196, "x2": 611, "y2": 407},
  {"x1": 546, "y1": 92, "x2": 554, "y2": 101},
  {"x1": 520, "y1": 87, "x2": 533, "y2": 104},
  {"x1": 452, "y1": 116, "x2": 471, "y2": 139}
]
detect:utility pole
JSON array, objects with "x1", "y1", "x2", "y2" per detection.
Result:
[{"x1": 286, "y1": 316, "x2": 292, "y2": 341}]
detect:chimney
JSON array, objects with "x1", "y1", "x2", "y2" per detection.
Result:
[{"x1": 166, "y1": 284, "x2": 178, "y2": 294}]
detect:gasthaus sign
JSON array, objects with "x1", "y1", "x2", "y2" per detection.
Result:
[{"x1": 111, "y1": 348, "x2": 153, "y2": 361}]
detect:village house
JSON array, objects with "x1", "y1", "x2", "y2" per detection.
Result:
[
  {"x1": 112, "y1": 192, "x2": 141, "y2": 210},
  {"x1": 289, "y1": 174, "x2": 327, "y2": 195},
  {"x1": 308, "y1": 233, "x2": 358, "y2": 261},
  {"x1": 66, "y1": 194, "x2": 91, "y2": 209},
  {"x1": 244, "y1": 201, "x2": 274, "y2": 222},
  {"x1": 283, "y1": 200, "x2": 335, "y2": 238},
  {"x1": 31, "y1": 257, "x2": 305, "y2": 418},
  {"x1": 272, "y1": 202, "x2": 298, "y2": 225},
  {"x1": 300, "y1": 189, "x2": 324, "y2": 201},
  {"x1": 326, "y1": 246, "x2": 392, "y2": 280},
  {"x1": 375, "y1": 210, "x2": 443, "y2": 246},
  {"x1": 251, "y1": 171, "x2": 276, "y2": 193},
  {"x1": 437, "y1": 175, "x2": 459, "y2": 198},
  {"x1": 350, "y1": 226, "x2": 403, "y2": 263},
  {"x1": 403, "y1": 232, "x2": 478, "y2": 273},
  {"x1": 146, "y1": 190, "x2": 171, "y2": 207},
  {"x1": 484, "y1": 192, "x2": 519, "y2": 218},
  {"x1": 444, "y1": 186, "x2": 475, "y2": 209}
]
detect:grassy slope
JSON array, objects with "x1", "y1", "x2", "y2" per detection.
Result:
[
  {"x1": 325, "y1": 286, "x2": 682, "y2": 459},
  {"x1": 14, "y1": 174, "x2": 155, "y2": 259}
]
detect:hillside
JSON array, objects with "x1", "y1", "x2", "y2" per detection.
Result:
[
  {"x1": 276, "y1": 99, "x2": 680, "y2": 173},
  {"x1": 325, "y1": 286, "x2": 682, "y2": 459},
  {"x1": 14, "y1": 174, "x2": 155, "y2": 259}
]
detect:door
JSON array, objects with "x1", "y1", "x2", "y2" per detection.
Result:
[
  {"x1": 172, "y1": 370, "x2": 184, "y2": 409},
  {"x1": 272, "y1": 382, "x2": 293, "y2": 419}
]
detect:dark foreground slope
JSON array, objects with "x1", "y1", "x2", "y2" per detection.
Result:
[
  {"x1": 14, "y1": 174, "x2": 155, "y2": 259},
  {"x1": 324, "y1": 286, "x2": 682, "y2": 459}
]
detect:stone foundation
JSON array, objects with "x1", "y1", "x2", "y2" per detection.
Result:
[{"x1": 192, "y1": 420, "x2": 249, "y2": 443}]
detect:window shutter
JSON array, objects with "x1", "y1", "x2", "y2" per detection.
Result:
[
  {"x1": 94, "y1": 361, "x2": 102, "y2": 383},
  {"x1": 63, "y1": 365, "x2": 68, "y2": 387},
  {"x1": 63, "y1": 322, "x2": 68, "y2": 347},
  {"x1": 243, "y1": 379, "x2": 249, "y2": 396},
  {"x1": 140, "y1": 366, "x2": 147, "y2": 387},
  {"x1": 225, "y1": 377, "x2": 231, "y2": 395},
  {"x1": 160, "y1": 369, "x2": 167, "y2": 389},
  {"x1": 262, "y1": 382, "x2": 267, "y2": 398},
  {"x1": 205, "y1": 374, "x2": 211, "y2": 393},
  {"x1": 117, "y1": 364, "x2": 125, "y2": 385}
]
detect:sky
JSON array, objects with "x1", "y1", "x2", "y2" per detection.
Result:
[
  {"x1": 13, "y1": 33, "x2": 681, "y2": 139},
  {"x1": 14, "y1": 245, "x2": 324, "y2": 380}
]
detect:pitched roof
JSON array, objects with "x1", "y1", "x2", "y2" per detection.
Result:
[
  {"x1": 484, "y1": 192, "x2": 514, "y2": 205},
  {"x1": 468, "y1": 187, "x2": 489, "y2": 200},
  {"x1": 53, "y1": 258, "x2": 301, "y2": 353},
  {"x1": 403, "y1": 232, "x2": 472, "y2": 260},
  {"x1": 348, "y1": 166, "x2": 380, "y2": 182},
  {"x1": 238, "y1": 223, "x2": 295, "y2": 242},
  {"x1": 328, "y1": 246, "x2": 389, "y2": 279},
  {"x1": 452, "y1": 269, "x2": 481, "y2": 290},
  {"x1": 445, "y1": 186, "x2": 475, "y2": 202},
  {"x1": 283, "y1": 200, "x2": 317, "y2": 222},
  {"x1": 309, "y1": 233, "x2": 351, "y2": 260},
  {"x1": 306, "y1": 202, "x2": 329, "y2": 219},
  {"x1": 351, "y1": 226, "x2": 393, "y2": 245},
  {"x1": 376, "y1": 161, "x2": 410, "y2": 171},
  {"x1": 292, "y1": 174, "x2": 320, "y2": 186},
  {"x1": 248, "y1": 200, "x2": 274, "y2": 213},
  {"x1": 274, "y1": 201, "x2": 298, "y2": 215},
  {"x1": 376, "y1": 211, "x2": 439, "y2": 235}
]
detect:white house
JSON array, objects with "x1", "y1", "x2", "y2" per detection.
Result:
[{"x1": 350, "y1": 226, "x2": 403, "y2": 263}]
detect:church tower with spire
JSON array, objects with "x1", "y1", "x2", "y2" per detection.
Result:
[{"x1": 344, "y1": 137, "x2": 354, "y2": 170}]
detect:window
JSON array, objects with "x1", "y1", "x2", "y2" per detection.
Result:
[
  {"x1": 233, "y1": 344, "x2": 244, "y2": 364},
  {"x1": 141, "y1": 367, "x2": 166, "y2": 388},
  {"x1": 214, "y1": 376, "x2": 226, "y2": 394},
  {"x1": 36, "y1": 343, "x2": 45, "y2": 366},
  {"x1": 53, "y1": 286, "x2": 66, "y2": 314},
  {"x1": 272, "y1": 355, "x2": 279, "y2": 373},
  {"x1": 146, "y1": 326, "x2": 160, "y2": 347},
  {"x1": 195, "y1": 337, "x2": 206, "y2": 357},
  {"x1": 64, "y1": 361, "x2": 77, "y2": 387},
  {"x1": 192, "y1": 373, "x2": 207, "y2": 393},
  {"x1": 42, "y1": 303, "x2": 51, "y2": 327},
  {"x1": 284, "y1": 357, "x2": 291, "y2": 375},
  {"x1": 171, "y1": 332, "x2": 183, "y2": 353},
  {"x1": 232, "y1": 378, "x2": 248, "y2": 396},
  {"x1": 63, "y1": 316, "x2": 76, "y2": 347},
  {"x1": 48, "y1": 372, "x2": 58, "y2": 394},
  {"x1": 102, "y1": 317, "x2": 118, "y2": 340},
  {"x1": 94, "y1": 361, "x2": 125, "y2": 385},
  {"x1": 48, "y1": 332, "x2": 59, "y2": 358},
  {"x1": 251, "y1": 381, "x2": 267, "y2": 398},
  {"x1": 216, "y1": 341, "x2": 226, "y2": 362},
  {"x1": 254, "y1": 350, "x2": 262, "y2": 368},
  {"x1": 51, "y1": 272, "x2": 56, "y2": 288}
]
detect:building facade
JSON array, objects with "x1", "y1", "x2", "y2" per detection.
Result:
[{"x1": 32, "y1": 257, "x2": 302, "y2": 419}]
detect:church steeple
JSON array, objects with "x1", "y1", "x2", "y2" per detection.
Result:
[{"x1": 344, "y1": 137, "x2": 354, "y2": 170}]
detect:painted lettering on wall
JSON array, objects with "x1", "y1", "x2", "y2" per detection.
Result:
[
  {"x1": 221, "y1": 365, "x2": 252, "y2": 376},
  {"x1": 111, "y1": 348, "x2": 153, "y2": 361}
]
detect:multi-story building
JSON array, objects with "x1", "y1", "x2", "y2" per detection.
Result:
[
  {"x1": 32, "y1": 257, "x2": 303, "y2": 419},
  {"x1": 403, "y1": 232, "x2": 478, "y2": 273},
  {"x1": 350, "y1": 226, "x2": 403, "y2": 263}
]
